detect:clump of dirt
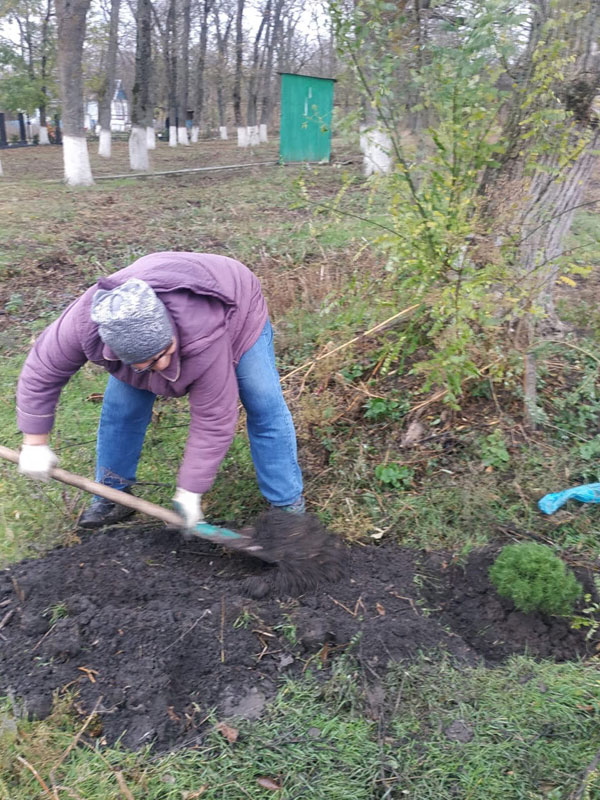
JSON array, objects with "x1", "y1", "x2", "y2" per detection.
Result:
[
  {"x1": 0, "y1": 526, "x2": 594, "y2": 751},
  {"x1": 237, "y1": 510, "x2": 347, "y2": 596}
]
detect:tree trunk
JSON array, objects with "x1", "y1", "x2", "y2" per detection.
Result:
[
  {"x1": 129, "y1": 0, "x2": 152, "y2": 170},
  {"x1": 258, "y1": 0, "x2": 284, "y2": 139},
  {"x1": 245, "y1": 0, "x2": 269, "y2": 146},
  {"x1": 192, "y1": 0, "x2": 213, "y2": 143},
  {"x1": 97, "y1": 0, "x2": 121, "y2": 157},
  {"x1": 177, "y1": 0, "x2": 191, "y2": 144},
  {"x1": 38, "y1": 0, "x2": 52, "y2": 145},
  {"x1": 55, "y1": 0, "x2": 94, "y2": 185},
  {"x1": 165, "y1": 0, "x2": 178, "y2": 146},
  {"x1": 214, "y1": 6, "x2": 232, "y2": 140},
  {"x1": 233, "y1": 0, "x2": 244, "y2": 131}
]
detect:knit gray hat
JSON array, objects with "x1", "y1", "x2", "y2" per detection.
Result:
[{"x1": 91, "y1": 278, "x2": 174, "y2": 364}]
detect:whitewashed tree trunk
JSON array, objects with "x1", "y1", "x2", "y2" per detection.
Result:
[
  {"x1": 190, "y1": 126, "x2": 199, "y2": 142},
  {"x1": 259, "y1": 123, "x2": 268, "y2": 142},
  {"x1": 237, "y1": 126, "x2": 249, "y2": 147},
  {"x1": 55, "y1": 0, "x2": 93, "y2": 186},
  {"x1": 146, "y1": 125, "x2": 156, "y2": 149},
  {"x1": 219, "y1": 125, "x2": 228, "y2": 140},
  {"x1": 63, "y1": 135, "x2": 94, "y2": 185},
  {"x1": 360, "y1": 125, "x2": 393, "y2": 176},
  {"x1": 38, "y1": 125, "x2": 50, "y2": 145},
  {"x1": 165, "y1": 0, "x2": 178, "y2": 151},
  {"x1": 97, "y1": 0, "x2": 121, "y2": 160},
  {"x1": 247, "y1": 124, "x2": 260, "y2": 146},
  {"x1": 129, "y1": 0, "x2": 151, "y2": 171},
  {"x1": 177, "y1": 0, "x2": 191, "y2": 148},
  {"x1": 98, "y1": 128, "x2": 112, "y2": 158},
  {"x1": 129, "y1": 125, "x2": 149, "y2": 170}
]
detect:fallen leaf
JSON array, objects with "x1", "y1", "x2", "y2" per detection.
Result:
[
  {"x1": 216, "y1": 721, "x2": 239, "y2": 743},
  {"x1": 375, "y1": 602, "x2": 386, "y2": 616},
  {"x1": 86, "y1": 393, "x2": 104, "y2": 402},
  {"x1": 400, "y1": 420, "x2": 425, "y2": 447},
  {"x1": 256, "y1": 777, "x2": 282, "y2": 791},
  {"x1": 181, "y1": 788, "x2": 208, "y2": 799},
  {"x1": 167, "y1": 706, "x2": 182, "y2": 722}
]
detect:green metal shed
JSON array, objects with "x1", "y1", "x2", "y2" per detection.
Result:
[{"x1": 279, "y1": 73, "x2": 335, "y2": 163}]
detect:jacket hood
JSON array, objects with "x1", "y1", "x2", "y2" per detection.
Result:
[{"x1": 96, "y1": 252, "x2": 238, "y2": 307}]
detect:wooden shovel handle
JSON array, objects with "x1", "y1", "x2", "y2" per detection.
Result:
[{"x1": 0, "y1": 444, "x2": 183, "y2": 527}]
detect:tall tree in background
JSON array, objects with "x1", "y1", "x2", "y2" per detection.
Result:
[
  {"x1": 37, "y1": 0, "x2": 54, "y2": 143},
  {"x1": 97, "y1": 0, "x2": 121, "y2": 157},
  {"x1": 55, "y1": 0, "x2": 93, "y2": 184},
  {"x1": 245, "y1": 0, "x2": 269, "y2": 145},
  {"x1": 129, "y1": 0, "x2": 152, "y2": 169},
  {"x1": 258, "y1": 0, "x2": 285, "y2": 140},
  {"x1": 176, "y1": 0, "x2": 191, "y2": 143},
  {"x1": 214, "y1": 1, "x2": 233, "y2": 139},
  {"x1": 165, "y1": 0, "x2": 178, "y2": 145},
  {"x1": 233, "y1": 0, "x2": 244, "y2": 143},
  {"x1": 191, "y1": 0, "x2": 215, "y2": 142}
]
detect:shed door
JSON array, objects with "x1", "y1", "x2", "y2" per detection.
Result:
[{"x1": 280, "y1": 75, "x2": 333, "y2": 162}]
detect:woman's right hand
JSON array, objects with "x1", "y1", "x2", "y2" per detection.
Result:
[{"x1": 18, "y1": 442, "x2": 58, "y2": 481}]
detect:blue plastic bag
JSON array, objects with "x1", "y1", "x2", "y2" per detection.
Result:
[{"x1": 538, "y1": 483, "x2": 600, "y2": 515}]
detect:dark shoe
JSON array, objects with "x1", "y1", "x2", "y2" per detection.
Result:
[
  {"x1": 78, "y1": 490, "x2": 136, "y2": 529},
  {"x1": 269, "y1": 496, "x2": 306, "y2": 514}
]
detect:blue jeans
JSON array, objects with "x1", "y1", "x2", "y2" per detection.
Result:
[{"x1": 95, "y1": 320, "x2": 303, "y2": 506}]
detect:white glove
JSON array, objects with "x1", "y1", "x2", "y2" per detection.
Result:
[
  {"x1": 173, "y1": 487, "x2": 205, "y2": 528},
  {"x1": 18, "y1": 444, "x2": 58, "y2": 482}
]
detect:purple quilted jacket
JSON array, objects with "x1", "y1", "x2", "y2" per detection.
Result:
[{"x1": 16, "y1": 252, "x2": 268, "y2": 492}]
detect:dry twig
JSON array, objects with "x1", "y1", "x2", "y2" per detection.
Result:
[
  {"x1": 15, "y1": 756, "x2": 54, "y2": 799},
  {"x1": 49, "y1": 697, "x2": 103, "y2": 792}
]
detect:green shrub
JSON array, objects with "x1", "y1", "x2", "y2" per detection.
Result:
[{"x1": 489, "y1": 542, "x2": 583, "y2": 616}]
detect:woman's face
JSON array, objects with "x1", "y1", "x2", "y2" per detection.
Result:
[{"x1": 132, "y1": 338, "x2": 177, "y2": 373}]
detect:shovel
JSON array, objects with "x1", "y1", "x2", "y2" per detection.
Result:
[{"x1": 0, "y1": 445, "x2": 268, "y2": 560}]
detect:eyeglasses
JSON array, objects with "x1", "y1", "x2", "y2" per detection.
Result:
[{"x1": 131, "y1": 347, "x2": 169, "y2": 374}]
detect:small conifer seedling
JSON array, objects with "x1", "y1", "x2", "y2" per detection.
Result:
[{"x1": 489, "y1": 542, "x2": 582, "y2": 616}]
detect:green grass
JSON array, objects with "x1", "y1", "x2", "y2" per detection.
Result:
[
  {"x1": 4, "y1": 150, "x2": 600, "y2": 798},
  {"x1": 384, "y1": 655, "x2": 600, "y2": 799},
  {"x1": 2, "y1": 655, "x2": 599, "y2": 799}
]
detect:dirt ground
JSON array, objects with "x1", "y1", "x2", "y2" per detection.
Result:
[
  {"x1": 0, "y1": 520, "x2": 593, "y2": 751},
  {"x1": 0, "y1": 138, "x2": 282, "y2": 182}
]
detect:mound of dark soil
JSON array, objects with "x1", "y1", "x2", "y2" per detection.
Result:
[
  {"x1": 421, "y1": 549, "x2": 594, "y2": 663},
  {"x1": 0, "y1": 525, "x2": 593, "y2": 751}
]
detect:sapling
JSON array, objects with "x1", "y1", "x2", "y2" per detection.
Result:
[{"x1": 489, "y1": 542, "x2": 582, "y2": 616}]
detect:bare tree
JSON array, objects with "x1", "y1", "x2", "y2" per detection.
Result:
[
  {"x1": 233, "y1": 0, "x2": 244, "y2": 142},
  {"x1": 214, "y1": 1, "x2": 233, "y2": 138},
  {"x1": 176, "y1": 0, "x2": 191, "y2": 143},
  {"x1": 244, "y1": 0, "x2": 269, "y2": 145},
  {"x1": 38, "y1": 0, "x2": 54, "y2": 144},
  {"x1": 55, "y1": 0, "x2": 93, "y2": 184},
  {"x1": 258, "y1": 0, "x2": 285, "y2": 140},
  {"x1": 191, "y1": 0, "x2": 215, "y2": 142},
  {"x1": 97, "y1": 0, "x2": 122, "y2": 157},
  {"x1": 129, "y1": 0, "x2": 152, "y2": 169},
  {"x1": 155, "y1": 0, "x2": 179, "y2": 145}
]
